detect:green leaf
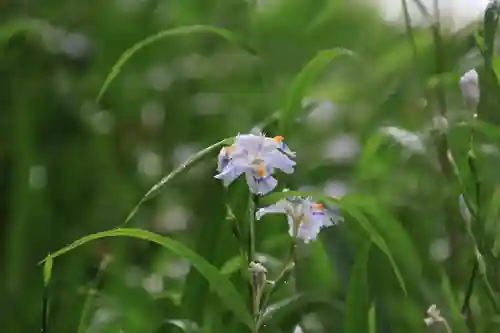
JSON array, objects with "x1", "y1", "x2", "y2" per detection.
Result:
[
  {"x1": 439, "y1": 271, "x2": 468, "y2": 332},
  {"x1": 344, "y1": 241, "x2": 371, "y2": 333},
  {"x1": 0, "y1": 19, "x2": 39, "y2": 49},
  {"x1": 260, "y1": 190, "x2": 341, "y2": 206},
  {"x1": 40, "y1": 228, "x2": 253, "y2": 329},
  {"x1": 96, "y1": 25, "x2": 256, "y2": 103},
  {"x1": 220, "y1": 256, "x2": 245, "y2": 276},
  {"x1": 343, "y1": 200, "x2": 407, "y2": 295},
  {"x1": 356, "y1": 198, "x2": 422, "y2": 283},
  {"x1": 260, "y1": 294, "x2": 342, "y2": 332},
  {"x1": 43, "y1": 255, "x2": 53, "y2": 287},
  {"x1": 454, "y1": 120, "x2": 500, "y2": 143},
  {"x1": 181, "y1": 180, "x2": 238, "y2": 324},
  {"x1": 122, "y1": 137, "x2": 233, "y2": 226},
  {"x1": 369, "y1": 303, "x2": 376, "y2": 333},
  {"x1": 279, "y1": 48, "x2": 355, "y2": 136},
  {"x1": 165, "y1": 319, "x2": 203, "y2": 333}
]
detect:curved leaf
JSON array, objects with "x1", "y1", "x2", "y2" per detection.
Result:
[
  {"x1": 122, "y1": 137, "x2": 233, "y2": 225},
  {"x1": 260, "y1": 294, "x2": 342, "y2": 331},
  {"x1": 220, "y1": 256, "x2": 245, "y2": 276},
  {"x1": 96, "y1": 25, "x2": 256, "y2": 103},
  {"x1": 164, "y1": 319, "x2": 203, "y2": 333},
  {"x1": 344, "y1": 241, "x2": 371, "y2": 333},
  {"x1": 0, "y1": 19, "x2": 39, "y2": 48},
  {"x1": 279, "y1": 48, "x2": 355, "y2": 136},
  {"x1": 369, "y1": 303, "x2": 376, "y2": 333},
  {"x1": 40, "y1": 228, "x2": 253, "y2": 329},
  {"x1": 260, "y1": 190, "x2": 341, "y2": 206},
  {"x1": 342, "y1": 201, "x2": 407, "y2": 295},
  {"x1": 43, "y1": 255, "x2": 53, "y2": 287}
]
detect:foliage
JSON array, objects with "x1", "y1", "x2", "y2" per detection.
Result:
[{"x1": 3, "y1": 1, "x2": 500, "y2": 333}]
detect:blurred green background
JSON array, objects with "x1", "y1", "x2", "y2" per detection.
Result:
[{"x1": 2, "y1": 0, "x2": 500, "y2": 332}]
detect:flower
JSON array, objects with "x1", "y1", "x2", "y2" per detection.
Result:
[
  {"x1": 215, "y1": 133, "x2": 296, "y2": 195},
  {"x1": 459, "y1": 69, "x2": 480, "y2": 107},
  {"x1": 256, "y1": 195, "x2": 341, "y2": 243},
  {"x1": 459, "y1": 194, "x2": 472, "y2": 225},
  {"x1": 380, "y1": 126, "x2": 425, "y2": 153},
  {"x1": 249, "y1": 261, "x2": 268, "y2": 286}
]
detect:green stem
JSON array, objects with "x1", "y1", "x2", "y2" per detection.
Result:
[
  {"x1": 76, "y1": 256, "x2": 111, "y2": 333},
  {"x1": 461, "y1": 106, "x2": 500, "y2": 317},
  {"x1": 248, "y1": 194, "x2": 257, "y2": 262},
  {"x1": 256, "y1": 233, "x2": 297, "y2": 331},
  {"x1": 248, "y1": 194, "x2": 259, "y2": 330}
]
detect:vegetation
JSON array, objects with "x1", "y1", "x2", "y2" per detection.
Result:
[{"x1": 3, "y1": 1, "x2": 500, "y2": 333}]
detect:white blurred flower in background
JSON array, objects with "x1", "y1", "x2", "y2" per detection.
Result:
[{"x1": 377, "y1": 0, "x2": 489, "y2": 30}]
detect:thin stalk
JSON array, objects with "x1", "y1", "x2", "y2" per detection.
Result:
[
  {"x1": 461, "y1": 1, "x2": 500, "y2": 313},
  {"x1": 428, "y1": 0, "x2": 466, "y2": 300},
  {"x1": 411, "y1": 0, "x2": 431, "y2": 18},
  {"x1": 248, "y1": 194, "x2": 259, "y2": 331},
  {"x1": 461, "y1": 112, "x2": 480, "y2": 324},
  {"x1": 442, "y1": 319, "x2": 453, "y2": 333},
  {"x1": 76, "y1": 256, "x2": 111, "y2": 333},
  {"x1": 461, "y1": 251, "x2": 480, "y2": 333},
  {"x1": 41, "y1": 286, "x2": 49, "y2": 333},
  {"x1": 259, "y1": 241, "x2": 296, "y2": 311},
  {"x1": 401, "y1": 0, "x2": 418, "y2": 58},
  {"x1": 248, "y1": 195, "x2": 258, "y2": 262},
  {"x1": 255, "y1": 242, "x2": 296, "y2": 331},
  {"x1": 226, "y1": 203, "x2": 249, "y2": 263}
]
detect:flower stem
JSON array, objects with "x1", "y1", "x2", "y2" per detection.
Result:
[
  {"x1": 248, "y1": 194, "x2": 258, "y2": 262},
  {"x1": 256, "y1": 240, "x2": 296, "y2": 331},
  {"x1": 441, "y1": 318, "x2": 453, "y2": 333},
  {"x1": 248, "y1": 194, "x2": 260, "y2": 328},
  {"x1": 77, "y1": 255, "x2": 111, "y2": 333}
]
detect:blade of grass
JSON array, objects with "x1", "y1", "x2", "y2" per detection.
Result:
[
  {"x1": 344, "y1": 241, "x2": 371, "y2": 333},
  {"x1": 40, "y1": 228, "x2": 253, "y2": 329},
  {"x1": 279, "y1": 48, "x2": 355, "y2": 136},
  {"x1": 121, "y1": 137, "x2": 233, "y2": 226},
  {"x1": 96, "y1": 25, "x2": 257, "y2": 103}
]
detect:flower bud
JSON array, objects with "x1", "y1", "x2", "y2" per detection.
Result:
[
  {"x1": 424, "y1": 317, "x2": 436, "y2": 327},
  {"x1": 432, "y1": 115, "x2": 449, "y2": 134},
  {"x1": 459, "y1": 69, "x2": 480, "y2": 107},
  {"x1": 424, "y1": 304, "x2": 442, "y2": 327},
  {"x1": 249, "y1": 261, "x2": 268, "y2": 289},
  {"x1": 459, "y1": 194, "x2": 472, "y2": 225}
]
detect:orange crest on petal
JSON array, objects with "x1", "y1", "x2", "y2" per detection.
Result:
[
  {"x1": 312, "y1": 203, "x2": 324, "y2": 210},
  {"x1": 257, "y1": 166, "x2": 266, "y2": 178}
]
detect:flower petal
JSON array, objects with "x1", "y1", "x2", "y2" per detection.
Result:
[
  {"x1": 245, "y1": 172, "x2": 278, "y2": 195},
  {"x1": 265, "y1": 150, "x2": 296, "y2": 174},
  {"x1": 217, "y1": 147, "x2": 231, "y2": 172},
  {"x1": 255, "y1": 199, "x2": 292, "y2": 220},
  {"x1": 234, "y1": 134, "x2": 264, "y2": 153},
  {"x1": 287, "y1": 215, "x2": 295, "y2": 237},
  {"x1": 268, "y1": 136, "x2": 296, "y2": 157},
  {"x1": 214, "y1": 162, "x2": 246, "y2": 187}
]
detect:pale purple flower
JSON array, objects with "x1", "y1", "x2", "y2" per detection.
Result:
[
  {"x1": 459, "y1": 69, "x2": 479, "y2": 107},
  {"x1": 459, "y1": 194, "x2": 472, "y2": 225},
  {"x1": 215, "y1": 133, "x2": 296, "y2": 195},
  {"x1": 256, "y1": 195, "x2": 341, "y2": 243}
]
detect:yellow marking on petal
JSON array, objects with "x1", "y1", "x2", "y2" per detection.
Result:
[
  {"x1": 313, "y1": 203, "x2": 324, "y2": 210},
  {"x1": 257, "y1": 166, "x2": 266, "y2": 178},
  {"x1": 273, "y1": 136, "x2": 284, "y2": 142}
]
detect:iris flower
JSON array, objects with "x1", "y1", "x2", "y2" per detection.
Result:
[
  {"x1": 215, "y1": 133, "x2": 296, "y2": 195},
  {"x1": 256, "y1": 195, "x2": 341, "y2": 243},
  {"x1": 459, "y1": 69, "x2": 479, "y2": 107}
]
